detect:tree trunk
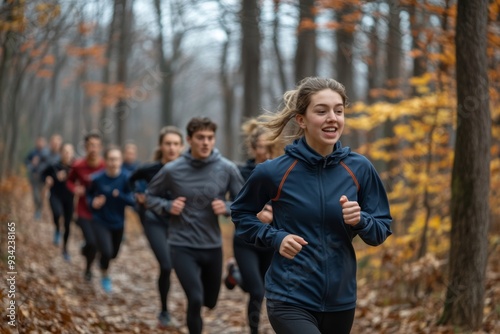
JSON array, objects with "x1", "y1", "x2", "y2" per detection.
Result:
[
  {"x1": 385, "y1": 0, "x2": 402, "y2": 100},
  {"x1": 381, "y1": 0, "x2": 402, "y2": 233},
  {"x1": 272, "y1": 0, "x2": 287, "y2": 94},
  {"x1": 295, "y1": 0, "x2": 316, "y2": 82},
  {"x1": 46, "y1": 43, "x2": 66, "y2": 136},
  {"x1": 335, "y1": 4, "x2": 355, "y2": 100},
  {"x1": 153, "y1": 0, "x2": 171, "y2": 127},
  {"x1": 0, "y1": 0, "x2": 22, "y2": 178},
  {"x1": 439, "y1": 0, "x2": 491, "y2": 330},
  {"x1": 72, "y1": 75, "x2": 83, "y2": 146},
  {"x1": 335, "y1": 3, "x2": 359, "y2": 149},
  {"x1": 408, "y1": 0, "x2": 427, "y2": 96},
  {"x1": 99, "y1": 0, "x2": 119, "y2": 146},
  {"x1": 240, "y1": 0, "x2": 261, "y2": 119},
  {"x1": 367, "y1": 14, "x2": 380, "y2": 104},
  {"x1": 219, "y1": 26, "x2": 235, "y2": 159},
  {"x1": 115, "y1": 0, "x2": 131, "y2": 145}
]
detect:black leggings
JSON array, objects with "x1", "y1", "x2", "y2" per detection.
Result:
[
  {"x1": 77, "y1": 217, "x2": 97, "y2": 273},
  {"x1": 267, "y1": 300, "x2": 355, "y2": 334},
  {"x1": 141, "y1": 212, "x2": 172, "y2": 313},
  {"x1": 171, "y1": 246, "x2": 222, "y2": 334},
  {"x1": 233, "y1": 238, "x2": 273, "y2": 334},
  {"x1": 92, "y1": 222, "x2": 124, "y2": 271},
  {"x1": 48, "y1": 193, "x2": 74, "y2": 252}
]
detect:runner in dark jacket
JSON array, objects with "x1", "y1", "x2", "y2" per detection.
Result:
[
  {"x1": 129, "y1": 126, "x2": 184, "y2": 328},
  {"x1": 41, "y1": 143, "x2": 75, "y2": 260},
  {"x1": 87, "y1": 146, "x2": 134, "y2": 293},
  {"x1": 231, "y1": 77, "x2": 392, "y2": 334},
  {"x1": 224, "y1": 119, "x2": 275, "y2": 334}
]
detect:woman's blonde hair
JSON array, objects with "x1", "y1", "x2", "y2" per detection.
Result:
[
  {"x1": 260, "y1": 77, "x2": 348, "y2": 142},
  {"x1": 242, "y1": 119, "x2": 268, "y2": 153}
]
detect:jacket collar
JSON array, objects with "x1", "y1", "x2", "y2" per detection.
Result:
[
  {"x1": 285, "y1": 137, "x2": 350, "y2": 166},
  {"x1": 183, "y1": 148, "x2": 221, "y2": 168}
]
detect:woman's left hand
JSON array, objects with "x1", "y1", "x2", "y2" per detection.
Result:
[{"x1": 340, "y1": 195, "x2": 361, "y2": 226}]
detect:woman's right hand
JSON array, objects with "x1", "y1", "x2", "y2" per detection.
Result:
[{"x1": 279, "y1": 234, "x2": 308, "y2": 260}]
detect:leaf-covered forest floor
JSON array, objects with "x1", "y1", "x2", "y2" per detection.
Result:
[{"x1": 0, "y1": 178, "x2": 498, "y2": 333}]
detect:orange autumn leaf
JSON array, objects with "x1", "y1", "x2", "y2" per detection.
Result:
[
  {"x1": 324, "y1": 21, "x2": 340, "y2": 30},
  {"x1": 36, "y1": 69, "x2": 52, "y2": 78},
  {"x1": 298, "y1": 18, "x2": 317, "y2": 32},
  {"x1": 42, "y1": 54, "x2": 55, "y2": 65},
  {"x1": 78, "y1": 22, "x2": 94, "y2": 35}
]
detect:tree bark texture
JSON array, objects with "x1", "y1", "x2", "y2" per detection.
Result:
[
  {"x1": 294, "y1": 0, "x2": 316, "y2": 82},
  {"x1": 440, "y1": 0, "x2": 491, "y2": 330},
  {"x1": 240, "y1": 0, "x2": 261, "y2": 119}
]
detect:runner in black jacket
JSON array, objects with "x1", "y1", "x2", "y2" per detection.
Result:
[
  {"x1": 129, "y1": 126, "x2": 184, "y2": 328},
  {"x1": 224, "y1": 119, "x2": 275, "y2": 334},
  {"x1": 41, "y1": 143, "x2": 75, "y2": 260}
]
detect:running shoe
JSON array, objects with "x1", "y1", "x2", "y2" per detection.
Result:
[
  {"x1": 101, "y1": 276, "x2": 112, "y2": 293},
  {"x1": 224, "y1": 258, "x2": 241, "y2": 290},
  {"x1": 158, "y1": 311, "x2": 179, "y2": 328},
  {"x1": 84, "y1": 270, "x2": 92, "y2": 282},
  {"x1": 62, "y1": 251, "x2": 71, "y2": 262},
  {"x1": 53, "y1": 231, "x2": 60, "y2": 245}
]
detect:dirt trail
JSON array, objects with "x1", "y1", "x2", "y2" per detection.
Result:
[{"x1": 0, "y1": 191, "x2": 273, "y2": 333}]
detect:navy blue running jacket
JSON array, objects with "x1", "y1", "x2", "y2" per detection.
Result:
[{"x1": 231, "y1": 137, "x2": 392, "y2": 312}]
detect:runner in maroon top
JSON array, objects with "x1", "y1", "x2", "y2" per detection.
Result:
[{"x1": 66, "y1": 131, "x2": 105, "y2": 281}]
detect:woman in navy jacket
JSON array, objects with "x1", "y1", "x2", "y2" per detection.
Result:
[{"x1": 230, "y1": 77, "x2": 392, "y2": 334}]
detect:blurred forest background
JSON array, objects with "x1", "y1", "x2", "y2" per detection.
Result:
[{"x1": 1, "y1": 0, "x2": 500, "y2": 333}]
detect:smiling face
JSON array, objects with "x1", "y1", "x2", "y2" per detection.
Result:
[
  {"x1": 187, "y1": 129, "x2": 215, "y2": 160},
  {"x1": 295, "y1": 89, "x2": 345, "y2": 156}
]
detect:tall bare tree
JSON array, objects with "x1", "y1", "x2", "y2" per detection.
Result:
[
  {"x1": 153, "y1": 0, "x2": 171, "y2": 126},
  {"x1": 366, "y1": 11, "x2": 380, "y2": 104},
  {"x1": 240, "y1": 0, "x2": 261, "y2": 119},
  {"x1": 272, "y1": 0, "x2": 287, "y2": 94},
  {"x1": 408, "y1": 0, "x2": 426, "y2": 91},
  {"x1": 335, "y1": 4, "x2": 355, "y2": 100},
  {"x1": 335, "y1": 3, "x2": 359, "y2": 149},
  {"x1": 385, "y1": 0, "x2": 402, "y2": 100},
  {"x1": 295, "y1": 0, "x2": 316, "y2": 82},
  {"x1": 115, "y1": 0, "x2": 132, "y2": 145},
  {"x1": 154, "y1": 0, "x2": 188, "y2": 127},
  {"x1": 439, "y1": 0, "x2": 491, "y2": 329},
  {"x1": 218, "y1": 6, "x2": 236, "y2": 158},
  {"x1": 0, "y1": 0, "x2": 22, "y2": 178},
  {"x1": 99, "y1": 0, "x2": 120, "y2": 145}
]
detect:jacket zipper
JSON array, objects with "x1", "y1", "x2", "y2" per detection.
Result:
[{"x1": 320, "y1": 158, "x2": 328, "y2": 311}]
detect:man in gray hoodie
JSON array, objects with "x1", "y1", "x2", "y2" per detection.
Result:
[{"x1": 146, "y1": 117, "x2": 244, "y2": 334}]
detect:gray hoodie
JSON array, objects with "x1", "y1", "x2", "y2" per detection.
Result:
[{"x1": 146, "y1": 148, "x2": 244, "y2": 249}]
